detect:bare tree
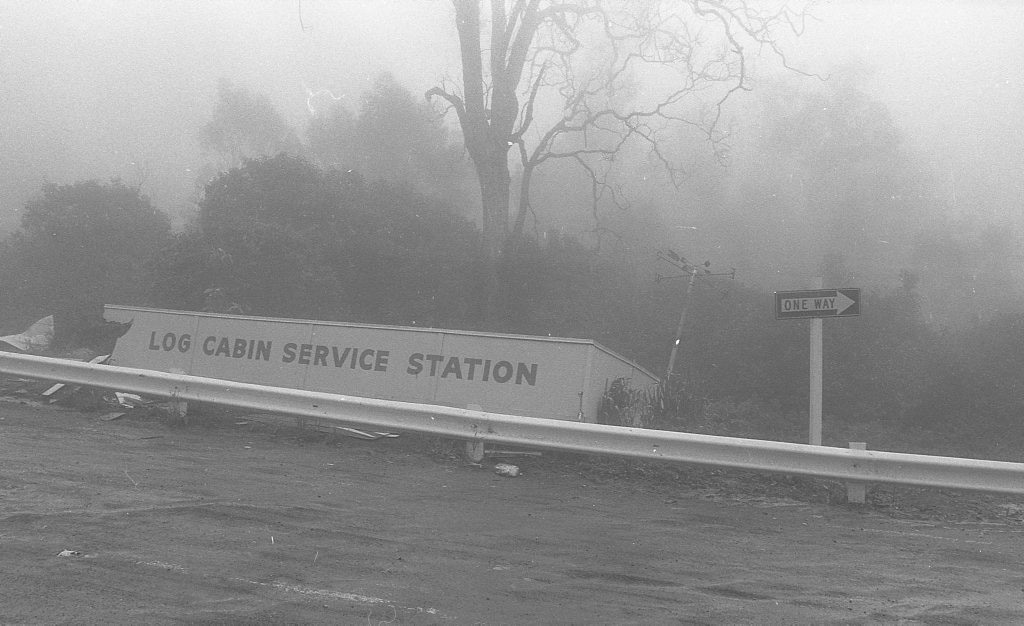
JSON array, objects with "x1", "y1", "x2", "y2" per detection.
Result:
[{"x1": 428, "y1": 0, "x2": 815, "y2": 325}]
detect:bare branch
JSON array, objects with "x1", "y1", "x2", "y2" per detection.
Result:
[
  {"x1": 425, "y1": 86, "x2": 467, "y2": 124},
  {"x1": 511, "y1": 64, "x2": 548, "y2": 143},
  {"x1": 431, "y1": 0, "x2": 821, "y2": 261}
]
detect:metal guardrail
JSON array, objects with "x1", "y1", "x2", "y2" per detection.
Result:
[{"x1": 2, "y1": 351, "x2": 1024, "y2": 494}]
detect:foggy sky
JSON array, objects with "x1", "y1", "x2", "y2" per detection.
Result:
[{"x1": 1, "y1": 0, "x2": 1021, "y2": 243}]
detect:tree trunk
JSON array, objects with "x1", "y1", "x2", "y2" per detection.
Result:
[
  {"x1": 475, "y1": 149, "x2": 511, "y2": 329},
  {"x1": 448, "y1": 0, "x2": 536, "y2": 330},
  {"x1": 512, "y1": 162, "x2": 534, "y2": 243}
]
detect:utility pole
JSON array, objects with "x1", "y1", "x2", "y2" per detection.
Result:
[
  {"x1": 657, "y1": 250, "x2": 735, "y2": 381},
  {"x1": 665, "y1": 266, "x2": 698, "y2": 380}
]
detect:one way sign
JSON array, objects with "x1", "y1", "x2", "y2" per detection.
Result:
[{"x1": 775, "y1": 288, "x2": 861, "y2": 320}]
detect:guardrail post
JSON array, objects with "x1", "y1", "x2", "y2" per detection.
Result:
[
  {"x1": 169, "y1": 368, "x2": 189, "y2": 423},
  {"x1": 847, "y1": 442, "x2": 867, "y2": 504},
  {"x1": 465, "y1": 404, "x2": 485, "y2": 463}
]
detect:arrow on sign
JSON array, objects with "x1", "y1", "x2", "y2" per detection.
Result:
[{"x1": 833, "y1": 290, "x2": 856, "y2": 315}]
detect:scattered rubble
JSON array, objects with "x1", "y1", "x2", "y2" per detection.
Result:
[
  {"x1": 494, "y1": 463, "x2": 521, "y2": 477},
  {"x1": 336, "y1": 427, "x2": 399, "y2": 440},
  {"x1": 113, "y1": 392, "x2": 145, "y2": 408},
  {"x1": 0, "y1": 316, "x2": 54, "y2": 352}
]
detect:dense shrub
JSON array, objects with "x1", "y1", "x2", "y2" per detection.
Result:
[
  {"x1": 0, "y1": 179, "x2": 171, "y2": 341},
  {"x1": 152, "y1": 154, "x2": 485, "y2": 326}
]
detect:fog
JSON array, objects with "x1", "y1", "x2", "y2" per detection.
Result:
[
  {"x1": 7, "y1": 4, "x2": 1024, "y2": 614},
  {"x1": 1, "y1": 0, "x2": 1021, "y2": 289},
  {"x1": 0, "y1": 1, "x2": 462, "y2": 227},
  {"x1": 808, "y1": 1, "x2": 1023, "y2": 223}
]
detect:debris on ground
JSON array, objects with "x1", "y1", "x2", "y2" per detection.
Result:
[
  {"x1": 486, "y1": 450, "x2": 542, "y2": 458},
  {"x1": 40, "y1": 383, "x2": 66, "y2": 398},
  {"x1": 40, "y1": 354, "x2": 110, "y2": 399},
  {"x1": 337, "y1": 427, "x2": 400, "y2": 440},
  {"x1": 114, "y1": 392, "x2": 145, "y2": 408},
  {"x1": 494, "y1": 463, "x2": 521, "y2": 477},
  {"x1": 0, "y1": 315, "x2": 55, "y2": 353}
]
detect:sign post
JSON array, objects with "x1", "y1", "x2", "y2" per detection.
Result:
[
  {"x1": 810, "y1": 302, "x2": 823, "y2": 445},
  {"x1": 775, "y1": 285, "x2": 861, "y2": 445}
]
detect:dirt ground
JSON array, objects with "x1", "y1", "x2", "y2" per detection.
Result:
[{"x1": 3, "y1": 398, "x2": 1024, "y2": 624}]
